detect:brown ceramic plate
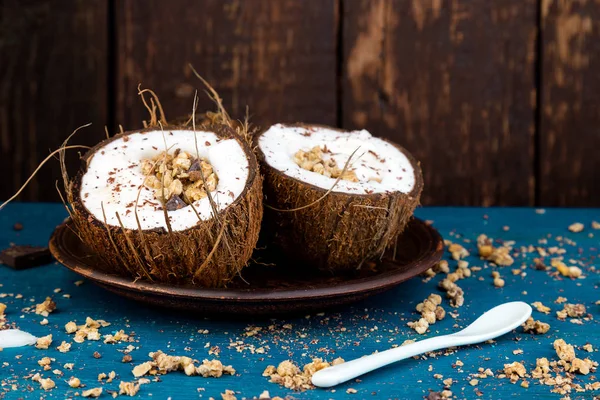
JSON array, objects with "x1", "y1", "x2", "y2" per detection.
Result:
[{"x1": 49, "y1": 218, "x2": 443, "y2": 316}]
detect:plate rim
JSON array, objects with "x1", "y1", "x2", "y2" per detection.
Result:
[{"x1": 49, "y1": 218, "x2": 444, "y2": 303}]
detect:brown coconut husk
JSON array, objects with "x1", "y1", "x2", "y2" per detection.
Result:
[
  {"x1": 1, "y1": 76, "x2": 263, "y2": 287},
  {"x1": 68, "y1": 123, "x2": 263, "y2": 287},
  {"x1": 256, "y1": 123, "x2": 423, "y2": 273}
]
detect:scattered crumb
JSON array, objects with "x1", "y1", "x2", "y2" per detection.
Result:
[
  {"x1": 221, "y1": 389, "x2": 237, "y2": 400},
  {"x1": 35, "y1": 334, "x2": 52, "y2": 350},
  {"x1": 568, "y1": 222, "x2": 584, "y2": 233},
  {"x1": 532, "y1": 302, "x2": 551, "y2": 314},
  {"x1": 82, "y1": 387, "x2": 103, "y2": 398},
  {"x1": 119, "y1": 381, "x2": 141, "y2": 396},
  {"x1": 57, "y1": 341, "x2": 71, "y2": 353},
  {"x1": 263, "y1": 358, "x2": 344, "y2": 391},
  {"x1": 68, "y1": 377, "x2": 81, "y2": 388},
  {"x1": 522, "y1": 317, "x2": 550, "y2": 334},
  {"x1": 34, "y1": 297, "x2": 56, "y2": 317},
  {"x1": 503, "y1": 362, "x2": 527, "y2": 382}
]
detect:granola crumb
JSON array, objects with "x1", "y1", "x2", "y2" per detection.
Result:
[
  {"x1": 503, "y1": 362, "x2": 527, "y2": 382},
  {"x1": 477, "y1": 234, "x2": 514, "y2": 266},
  {"x1": 221, "y1": 389, "x2": 237, "y2": 400},
  {"x1": 263, "y1": 358, "x2": 344, "y2": 391},
  {"x1": 448, "y1": 242, "x2": 469, "y2": 260},
  {"x1": 122, "y1": 354, "x2": 133, "y2": 363},
  {"x1": 568, "y1": 222, "x2": 584, "y2": 232},
  {"x1": 438, "y1": 272, "x2": 465, "y2": 308},
  {"x1": 583, "y1": 344, "x2": 594, "y2": 352},
  {"x1": 554, "y1": 339, "x2": 575, "y2": 362},
  {"x1": 346, "y1": 388, "x2": 358, "y2": 394},
  {"x1": 68, "y1": 377, "x2": 81, "y2": 388},
  {"x1": 532, "y1": 301, "x2": 551, "y2": 314},
  {"x1": 557, "y1": 303, "x2": 586, "y2": 320},
  {"x1": 196, "y1": 359, "x2": 236, "y2": 378},
  {"x1": 522, "y1": 317, "x2": 550, "y2": 334},
  {"x1": 131, "y1": 351, "x2": 235, "y2": 379},
  {"x1": 34, "y1": 297, "x2": 56, "y2": 317},
  {"x1": 82, "y1": 387, "x2": 103, "y2": 398},
  {"x1": 142, "y1": 150, "x2": 219, "y2": 207},
  {"x1": 407, "y1": 317, "x2": 429, "y2": 335},
  {"x1": 57, "y1": 341, "x2": 71, "y2": 353},
  {"x1": 65, "y1": 321, "x2": 77, "y2": 334},
  {"x1": 119, "y1": 381, "x2": 141, "y2": 396},
  {"x1": 35, "y1": 334, "x2": 53, "y2": 350},
  {"x1": 132, "y1": 362, "x2": 153, "y2": 378},
  {"x1": 293, "y1": 146, "x2": 358, "y2": 182},
  {"x1": 38, "y1": 376, "x2": 55, "y2": 391},
  {"x1": 410, "y1": 293, "x2": 445, "y2": 333}
]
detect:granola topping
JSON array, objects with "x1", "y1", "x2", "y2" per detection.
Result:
[
  {"x1": 293, "y1": 146, "x2": 358, "y2": 182},
  {"x1": 141, "y1": 150, "x2": 219, "y2": 209}
]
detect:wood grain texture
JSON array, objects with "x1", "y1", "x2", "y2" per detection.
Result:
[
  {"x1": 0, "y1": 0, "x2": 108, "y2": 202},
  {"x1": 116, "y1": 0, "x2": 337, "y2": 131},
  {"x1": 342, "y1": 0, "x2": 537, "y2": 206},
  {"x1": 540, "y1": 0, "x2": 600, "y2": 206}
]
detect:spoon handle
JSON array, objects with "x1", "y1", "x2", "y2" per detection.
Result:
[{"x1": 312, "y1": 334, "x2": 462, "y2": 388}]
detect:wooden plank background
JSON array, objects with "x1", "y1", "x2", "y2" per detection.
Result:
[{"x1": 1, "y1": 0, "x2": 598, "y2": 206}]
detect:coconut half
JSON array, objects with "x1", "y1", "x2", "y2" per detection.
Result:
[
  {"x1": 69, "y1": 124, "x2": 262, "y2": 287},
  {"x1": 257, "y1": 123, "x2": 423, "y2": 272}
]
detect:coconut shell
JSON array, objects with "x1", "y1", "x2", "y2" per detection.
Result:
[
  {"x1": 69, "y1": 124, "x2": 263, "y2": 287},
  {"x1": 256, "y1": 123, "x2": 423, "y2": 273}
]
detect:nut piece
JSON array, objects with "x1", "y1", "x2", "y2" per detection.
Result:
[
  {"x1": 221, "y1": 389, "x2": 237, "y2": 400},
  {"x1": 57, "y1": 341, "x2": 71, "y2": 353},
  {"x1": 554, "y1": 339, "x2": 575, "y2": 362},
  {"x1": 493, "y1": 277, "x2": 505, "y2": 288},
  {"x1": 35, "y1": 334, "x2": 53, "y2": 350},
  {"x1": 411, "y1": 294, "x2": 445, "y2": 334},
  {"x1": 119, "y1": 381, "x2": 141, "y2": 396},
  {"x1": 521, "y1": 317, "x2": 550, "y2": 334},
  {"x1": 68, "y1": 377, "x2": 81, "y2": 388},
  {"x1": 263, "y1": 358, "x2": 344, "y2": 391},
  {"x1": 294, "y1": 146, "x2": 358, "y2": 182},
  {"x1": 504, "y1": 362, "x2": 527, "y2": 382},
  {"x1": 532, "y1": 301, "x2": 551, "y2": 314},
  {"x1": 568, "y1": 222, "x2": 584, "y2": 232},
  {"x1": 407, "y1": 318, "x2": 429, "y2": 335},
  {"x1": 142, "y1": 151, "x2": 219, "y2": 207},
  {"x1": 82, "y1": 387, "x2": 103, "y2": 398},
  {"x1": 35, "y1": 297, "x2": 56, "y2": 317}
]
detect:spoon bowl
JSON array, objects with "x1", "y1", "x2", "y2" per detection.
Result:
[{"x1": 311, "y1": 301, "x2": 532, "y2": 388}]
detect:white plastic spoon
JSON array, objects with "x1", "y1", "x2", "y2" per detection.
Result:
[{"x1": 312, "y1": 301, "x2": 532, "y2": 388}]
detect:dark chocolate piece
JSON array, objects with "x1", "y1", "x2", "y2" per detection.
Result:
[
  {"x1": 165, "y1": 195, "x2": 187, "y2": 211},
  {"x1": 188, "y1": 160, "x2": 200, "y2": 172},
  {"x1": 0, "y1": 245, "x2": 53, "y2": 270}
]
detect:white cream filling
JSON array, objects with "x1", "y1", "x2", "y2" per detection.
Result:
[
  {"x1": 259, "y1": 124, "x2": 415, "y2": 195},
  {"x1": 80, "y1": 130, "x2": 249, "y2": 231}
]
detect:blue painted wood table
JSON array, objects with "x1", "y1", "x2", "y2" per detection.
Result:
[{"x1": 0, "y1": 204, "x2": 598, "y2": 399}]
